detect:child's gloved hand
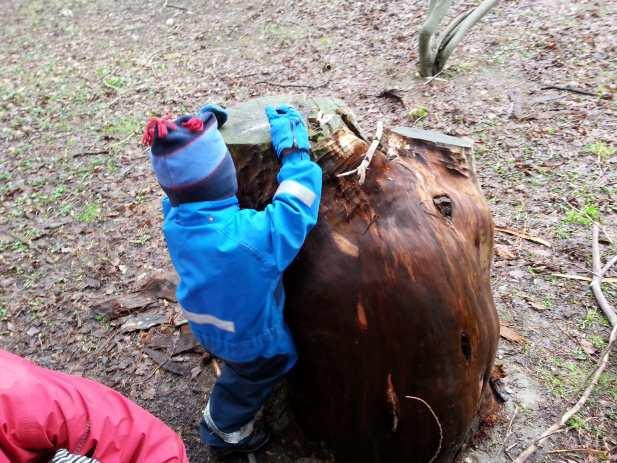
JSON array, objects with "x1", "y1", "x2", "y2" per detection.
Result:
[
  {"x1": 198, "y1": 103, "x2": 228, "y2": 128},
  {"x1": 265, "y1": 104, "x2": 310, "y2": 159}
]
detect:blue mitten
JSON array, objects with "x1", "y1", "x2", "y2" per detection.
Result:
[
  {"x1": 265, "y1": 104, "x2": 311, "y2": 159},
  {"x1": 198, "y1": 103, "x2": 228, "y2": 128}
]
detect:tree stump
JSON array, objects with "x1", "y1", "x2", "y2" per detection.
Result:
[{"x1": 220, "y1": 96, "x2": 499, "y2": 463}]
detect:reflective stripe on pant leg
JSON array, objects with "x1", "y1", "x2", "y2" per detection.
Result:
[{"x1": 203, "y1": 399, "x2": 255, "y2": 445}]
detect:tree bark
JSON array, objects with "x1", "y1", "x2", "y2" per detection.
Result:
[
  {"x1": 419, "y1": 0, "x2": 452, "y2": 77},
  {"x1": 418, "y1": 0, "x2": 500, "y2": 77},
  {"x1": 220, "y1": 96, "x2": 499, "y2": 462}
]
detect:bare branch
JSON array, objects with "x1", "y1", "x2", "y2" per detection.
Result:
[
  {"x1": 512, "y1": 325, "x2": 616, "y2": 463},
  {"x1": 512, "y1": 224, "x2": 616, "y2": 462},
  {"x1": 600, "y1": 255, "x2": 617, "y2": 277},
  {"x1": 592, "y1": 225, "x2": 617, "y2": 326}
]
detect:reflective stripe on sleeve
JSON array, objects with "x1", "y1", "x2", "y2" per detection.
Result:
[
  {"x1": 203, "y1": 399, "x2": 255, "y2": 444},
  {"x1": 182, "y1": 309, "x2": 236, "y2": 333},
  {"x1": 274, "y1": 179, "x2": 316, "y2": 208}
]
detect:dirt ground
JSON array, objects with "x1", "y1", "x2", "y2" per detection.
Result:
[{"x1": 1, "y1": 0, "x2": 616, "y2": 461}]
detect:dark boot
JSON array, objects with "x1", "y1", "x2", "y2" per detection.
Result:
[{"x1": 208, "y1": 428, "x2": 270, "y2": 458}]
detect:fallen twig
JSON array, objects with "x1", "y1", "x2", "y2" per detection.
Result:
[
  {"x1": 513, "y1": 325, "x2": 616, "y2": 462},
  {"x1": 512, "y1": 225, "x2": 616, "y2": 463},
  {"x1": 73, "y1": 149, "x2": 109, "y2": 158},
  {"x1": 253, "y1": 80, "x2": 329, "y2": 90},
  {"x1": 550, "y1": 273, "x2": 617, "y2": 285},
  {"x1": 600, "y1": 255, "x2": 617, "y2": 278},
  {"x1": 405, "y1": 396, "x2": 442, "y2": 463},
  {"x1": 423, "y1": 68, "x2": 446, "y2": 85},
  {"x1": 165, "y1": 2, "x2": 188, "y2": 11},
  {"x1": 540, "y1": 85, "x2": 597, "y2": 97},
  {"x1": 546, "y1": 448, "x2": 608, "y2": 455},
  {"x1": 591, "y1": 225, "x2": 617, "y2": 327},
  {"x1": 337, "y1": 120, "x2": 384, "y2": 184},
  {"x1": 140, "y1": 334, "x2": 180, "y2": 384},
  {"x1": 502, "y1": 404, "x2": 518, "y2": 454},
  {"x1": 494, "y1": 226, "x2": 552, "y2": 248}
]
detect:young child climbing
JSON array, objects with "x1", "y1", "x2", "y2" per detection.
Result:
[{"x1": 142, "y1": 103, "x2": 322, "y2": 456}]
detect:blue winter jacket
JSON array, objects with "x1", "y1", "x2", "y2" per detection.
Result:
[{"x1": 162, "y1": 151, "x2": 322, "y2": 364}]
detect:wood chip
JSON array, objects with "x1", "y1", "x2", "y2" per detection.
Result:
[
  {"x1": 146, "y1": 332, "x2": 202, "y2": 355},
  {"x1": 119, "y1": 310, "x2": 167, "y2": 333},
  {"x1": 495, "y1": 244, "x2": 516, "y2": 260},
  {"x1": 525, "y1": 299, "x2": 547, "y2": 312},
  {"x1": 92, "y1": 293, "x2": 156, "y2": 320},
  {"x1": 136, "y1": 271, "x2": 178, "y2": 302},
  {"x1": 143, "y1": 347, "x2": 191, "y2": 376}
]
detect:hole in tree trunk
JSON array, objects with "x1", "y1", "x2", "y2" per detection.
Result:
[
  {"x1": 460, "y1": 331, "x2": 471, "y2": 361},
  {"x1": 433, "y1": 194, "x2": 453, "y2": 219}
]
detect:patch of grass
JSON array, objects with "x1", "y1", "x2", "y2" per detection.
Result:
[
  {"x1": 317, "y1": 35, "x2": 333, "y2": 50},
  {"x1": 103, "y1": 116, "x2": 141, "y2": 139},
  {"x1": 77, "y1": 202, "x2": 101, "y2": 223},
  {"x1": 11, "y1": 240, "x2": 29, "y2": 253},
  {"x1": 584, "y1": 141, "x2": 615, "y2": 160},
  {"x1": 59, "y1": 203, "x2": 73, "y2": 216},
  {"x1": 0, "y1": 305, "x2": 6, "y2": 320},
  {"x1": 580, "y1": 308, "x2": 608, "y2": 330},
  {"x1": 590, "y1": 334, "x2": 607, "y2": 351},
  {"x1": 540, "y1": 369, "x2": 567, "y2": 397},
  {"x1": 540, "y1": 356, "x2": 593, "y2": 399},
  {"x1": 102, "y1": 75, "x2": 126, "y2": 90},
  {"x1": 106, "y1": 158, "x2": 118, "y2": 174},
  {"x1": 408, "y1": 106, "x2": 429, "y2": 121},
  {"x1": 564, "y1": 203, "x2": 599, "y2": 226},
  {"x1": 566, "y1": 414, "x2": 588, "y2": 431},
  {"x1": 130, "y1": 233, "x2": 151, "y2": 246},
  {"x1": 542, "y1": 296, "x2": 554, "y2": 309},
  {"x1": 52, "y1": 186, "x2": 65, "y2": 200},
  {"x1": 598, "y1": 371, "x2": 617, "y2": 401}
]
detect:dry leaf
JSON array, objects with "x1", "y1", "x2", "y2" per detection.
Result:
[
  {"x1": 526, "y1": 299, "x2": 547, "y2": 312},
  {"x1": 579, "y1": 339, "x2": 596, "y2": 356},
  {"x1": 495, "y1": 244, "x2": 516, "y2": 260},
  {"x1": 499, "y1": 324, "x2": 525, "y2": 344}
]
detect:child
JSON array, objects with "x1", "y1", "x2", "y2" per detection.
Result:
[
  {"x1": 142, "y1": 103, "x2": 323, "y2": 456},
  {"x1": 0, "y1": 349, "x2": 188, "y2": 463}
]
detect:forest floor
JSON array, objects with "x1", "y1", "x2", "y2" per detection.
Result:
[{"x1": 1, "y1": 0, "x2": 616, "y2": 461}]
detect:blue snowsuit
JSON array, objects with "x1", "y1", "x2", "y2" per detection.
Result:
[{"x1": 162, "y1": 150, "x2": 322, "y2": 446}]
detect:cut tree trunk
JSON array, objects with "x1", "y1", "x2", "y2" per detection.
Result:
[{"x1": 220, "y1": 96, "x2": 499, "y2": 462}]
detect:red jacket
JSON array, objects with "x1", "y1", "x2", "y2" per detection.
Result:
[{"x1": 0, "y1": 350, "x2": 189, "y2": 463}]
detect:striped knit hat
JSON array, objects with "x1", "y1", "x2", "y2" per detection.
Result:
[{"x1": 142, "y1": 108, "x2": 237, "y2": 206}]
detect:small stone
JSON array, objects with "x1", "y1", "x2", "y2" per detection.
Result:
[
  {"x1": 166, "y1": 18, "x2": 174, "y2": 26},
  {"x1": 27, "y1": 326, "x2": 40, "y2": 336}
]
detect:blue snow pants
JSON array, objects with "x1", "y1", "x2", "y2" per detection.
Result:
[{"x1": 199, "y1": 354, "x2": 295, "y2": 448}]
